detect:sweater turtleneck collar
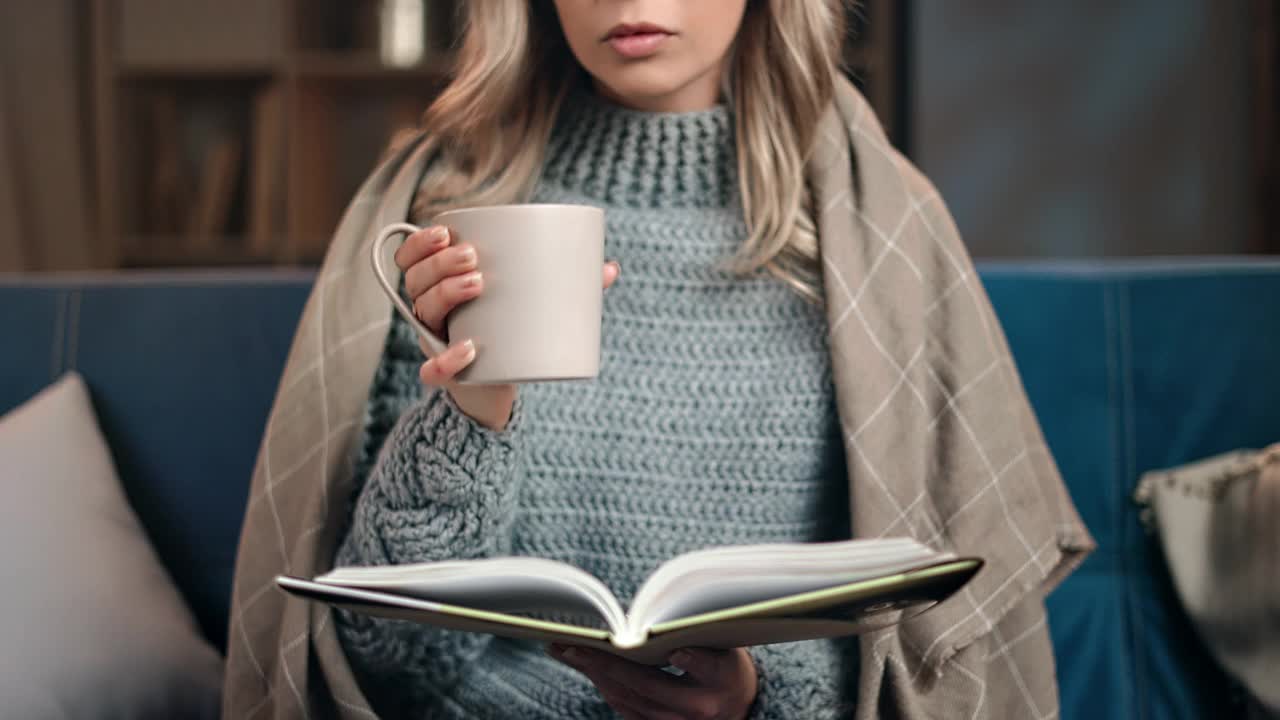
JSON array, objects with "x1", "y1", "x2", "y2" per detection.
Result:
[{"x1": 539, "y1": 89, "x2": 738, "y2": 210}]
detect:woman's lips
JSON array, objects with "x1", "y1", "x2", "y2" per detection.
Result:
[{"x1": 604, "y1": 24, "x2": 673, "y2": 59}]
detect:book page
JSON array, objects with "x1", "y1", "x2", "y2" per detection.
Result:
[
  {"x1": 609, "y1": 559, "x2": 982, "y2": 658},
  {"x1": 626, "y1": 538, "x2": 950, "y2": 635},
  {"x1": 277, "y1": 576, "x2": 615, "y2": 646},
  {"x1": 318, "y1": 557, "x2": 628, "y2": 635}
]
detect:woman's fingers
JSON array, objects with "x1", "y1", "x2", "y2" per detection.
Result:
[
  {"x1": 667, "y1": 648, "x2": 730, "y2": 684},
  {"x1": 405, "y1": 243, "x2": 478, "y2": 300},
  {"x1": 394, "y1": 225, "x2": 450, "y2": 272},
  {"x1": 408, "y1": 252, "x2": 613, "y2": 336},
  {"x1": 413, "y1": 270, "x2": 484, "y2": 333},
  {"x1": 418, "y1": 340, "x2": 477, "y2": 386},
  {"x1": 407, "y1": 239, "x2": 609, "y2": 303}
]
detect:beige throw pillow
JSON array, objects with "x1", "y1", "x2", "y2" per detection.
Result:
[
  {"x1": 1136, "y1": 444, "x2": 1280, "y2": 718},
  {"x1": 0, "y1": 373, "x2": 223, "y2": 720}
]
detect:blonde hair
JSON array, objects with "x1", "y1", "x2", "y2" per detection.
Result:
[{"x1": 414, "y1": 0, "x2": 848, "y2": 300}]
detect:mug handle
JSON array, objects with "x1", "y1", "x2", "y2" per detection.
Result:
[{"x1": 370, "y1": 222, "x2": 450, "y2": 357}]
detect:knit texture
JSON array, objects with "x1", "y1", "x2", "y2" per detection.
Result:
[{"x1": 335, "y1": 92, "x2": 857, "y2": 719}]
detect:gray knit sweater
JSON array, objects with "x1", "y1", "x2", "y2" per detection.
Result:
[{"x1": 334, "y1": 92, "x2": 858, "y2": 719}]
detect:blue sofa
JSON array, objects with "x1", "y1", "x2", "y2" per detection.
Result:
[{"x1": 3, "y1": 259, "x2": 1278, "y2": 718}]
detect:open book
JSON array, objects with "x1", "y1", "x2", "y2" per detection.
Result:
[{"x1": 278, "y1": 538, "x2": 981, "y2": 664}]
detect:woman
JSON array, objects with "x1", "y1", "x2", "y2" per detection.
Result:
[
  {"x1": 339, "y1": 2, "x2": 850, "y2": 717},
  {"x1": 223, "y1": 1, "x2": 1092, "y2": 719}
]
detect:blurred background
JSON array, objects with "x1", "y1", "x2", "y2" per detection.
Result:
[
  {"x1": 2, "y1": 7, "x2": 1278, "y2": 718},
  {"x1": 0, "y1": 0, "x2": 1275, "y2": 272}
]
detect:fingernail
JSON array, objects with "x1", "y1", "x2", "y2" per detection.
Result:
[
  {"x1": 458, "y1": 246, "x2": 477, "y2": 264},
  {"x1": 460, "y1": 339, "x2": 476, "y2": 363},
  {"x1": 430, "y1": 226, "x2": 449, "y2": 244},
  {"x1": 670, "y1": 651, "x2": 692, "y2": 667},
  {"x1": 460, "y1": 271, "x2": 483, "y2": 289}
]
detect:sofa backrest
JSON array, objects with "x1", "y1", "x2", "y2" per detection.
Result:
[
  {"x1": 3, "y1": 259, "x2": 1278, "y2": 718},
  {"x1": 0, "y1": 270, "x2": 311, "y2": 655},
  {"x1": 981, "y1": 259, "x2": 1280, "y2": 718}
]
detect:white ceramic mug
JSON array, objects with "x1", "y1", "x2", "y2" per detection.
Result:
[{"x1": 371, "y1": 204, "x2": 605, "y2": 384}]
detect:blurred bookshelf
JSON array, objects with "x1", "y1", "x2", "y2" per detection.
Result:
[
  {"x1": 90, "y1": 0, "x2": 906, "y2": 269},
  {"x1": 846, "y1": 0, "x2": 910, "y2": 152},
  {"x1": 1254, "y1": 0, "x2": 1278, "y2": 252},
  {"x1": 90, "y1": 0, "x2": 453, "y2": 268}
]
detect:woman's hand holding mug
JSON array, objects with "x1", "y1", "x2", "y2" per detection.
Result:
[{"x1": 391, "y1": 223, "x2": 619, "y2": 431}]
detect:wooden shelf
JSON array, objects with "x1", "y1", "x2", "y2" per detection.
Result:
[
  {"x1": 121, "y1": 236, "x2": 288, "y2": 267},
  {"x1": 289, "y1": 52, "x2": 451, "y2": 82},
  {"x1": 115, "y1": 61, "x2": 280, "y2": 79},
  {"x1": 846, "y1": 46, "x2": 882, "y2": 72},
  {"x1": 846, "y1": 0, "x2": 903, "y2": 145}
]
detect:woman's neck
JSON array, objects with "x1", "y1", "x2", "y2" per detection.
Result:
[{"x1": 590, "y1": 61, "x2": 726, "y2": 113}]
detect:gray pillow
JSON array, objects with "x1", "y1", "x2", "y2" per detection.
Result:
[
  {"x1": 1136, "y1": 445, "x2": 1280, "y2": 719},
  {"x1": 0, "y1": 373, "x2": 223, "y2": 719}
]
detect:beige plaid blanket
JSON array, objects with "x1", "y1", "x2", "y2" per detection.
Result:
[{"x1": 223, "y1": 79, "x2": 1093, "y2": 719}]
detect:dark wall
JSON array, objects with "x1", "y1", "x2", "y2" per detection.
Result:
[{"x1": 914, "y1": 1, "x2": 1253, "y2": 257}]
